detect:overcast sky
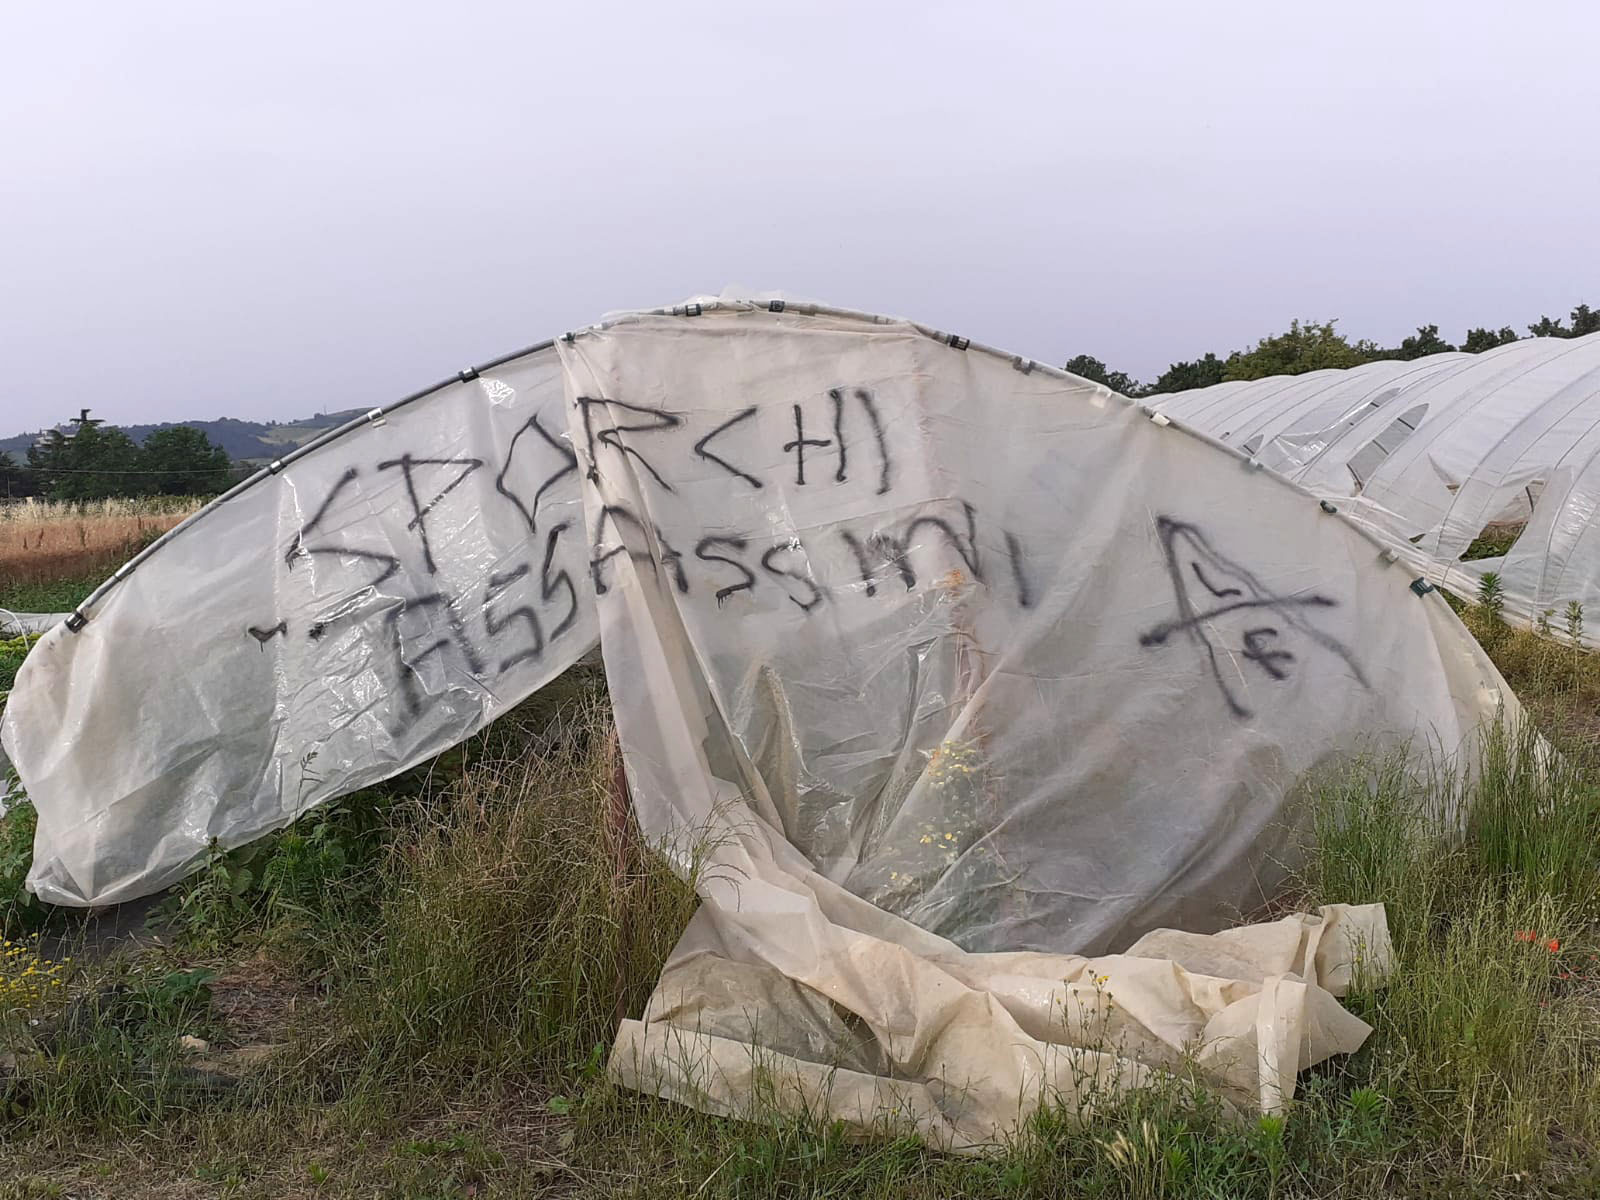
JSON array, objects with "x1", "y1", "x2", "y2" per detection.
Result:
[{"x1": 3, "y1": 1, "x2": 1597, "y2": 433}]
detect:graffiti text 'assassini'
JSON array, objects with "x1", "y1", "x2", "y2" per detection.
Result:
[{"x1": 251, "y1": 384, "x2": 1038, "y2": 734}]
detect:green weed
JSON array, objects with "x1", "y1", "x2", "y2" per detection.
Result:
[
  {"x1": 0, "y1": 798, "x2": 46, "y2": 937},
  {"x1": 1, "y1": 611, "x2": 1598, "y2": 1193},
  {"x1": 1297, "y1": 722, "x2": 1600, "y2": 1184},
  {"x1": 0, "y1": 633, "x2": 40, "y2": 697},
  {"x1": 1476, "y1": 569, "x2": 1507, "y2": 637}
]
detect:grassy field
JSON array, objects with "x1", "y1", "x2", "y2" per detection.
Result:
[
  {"x1": 0, "y1": 498, "x2": 203, "y2": 614},
  {"x1": 1, "y1": 516, "x2": 1599, "y2": 1197}
]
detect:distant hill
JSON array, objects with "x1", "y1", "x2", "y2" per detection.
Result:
[{"x1": 1, "y1": 408, "x2": 370, "y2": 466}]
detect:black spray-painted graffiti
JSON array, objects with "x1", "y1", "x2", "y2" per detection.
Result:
[
  {"x1": 1138, "y1": 515, "x2": 1368, "y2": 719},
  {"x1": 251, "y1": 383, "x2": 1038, "y2": 734},
  {"x1": 374, "y1": 455, "x2": 482, "y2": 574},
  {"x1": 685, "y1": 387, "x2": 891, "y2": 495},
  {"x1": 246, "y1": 621, "x2": 287, "y2": 646},
  {"x1": 693, "y1": 407, "x2": 763, "y2": 489},
  {"x1": 577, "y1": 388, "x2": 1035, "y2": 614},
  {"x1": 260, "y1": 415, "x2": 588, "y2": 732},
  {"x1": 577, "y1": 397, "x2": 681, "y2": 491},
  {"x1": 495, "y1": 413, "x2": 575, "y2": 534}
]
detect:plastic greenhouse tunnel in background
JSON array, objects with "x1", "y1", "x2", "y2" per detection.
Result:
[
  {"x1": 1, "y1": 297, "x2": 1520, "y2": 1147},
  {"x1": 1150, "y1": 332, "x2": 1600, "y2": 639}
]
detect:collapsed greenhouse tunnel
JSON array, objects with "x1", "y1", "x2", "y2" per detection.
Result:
[{"x1": 1, "y1": 298, "x2": 1522, "y2": 1145}]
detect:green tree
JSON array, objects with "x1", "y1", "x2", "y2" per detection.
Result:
[
  {"x1": 1392, "y1": 324, "x2": 1457, "y2": 360},
  {"x1": 1063, "y1": 354, "x2": 1143, "y2": 396},
  {"x1": 26, "y1": 421, "x2": 142, "y2": 500},
  {"x1": 1528, "y1": 304, "x2": 1598, "y2": 339},
  {"x1": 138, "y1": 426, "x2": 234, "y2": 495},
  {"x1": 1146, "y1": 353, "x2": 1226, "y2": 394},
  {"x1": 1222, "y1": 319, "x2": 1374, "y2": 382},
  {"x1": 0, "y1": 455, "x2": 39, "y2": 498},
  {"x1": 1462, "y1": 326, "x2": 1519, "y2": 353}
]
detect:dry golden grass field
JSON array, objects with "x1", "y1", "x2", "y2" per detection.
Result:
[{"x1": 0, "y1": 498, "x2": 202, "y2": 612}]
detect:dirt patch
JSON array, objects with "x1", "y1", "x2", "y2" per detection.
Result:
[{"x1": 207, "y1": 953, "x2": 315, "y2": 1051}]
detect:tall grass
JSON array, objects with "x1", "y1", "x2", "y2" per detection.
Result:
[
  {"x1": 1, "y1": 687, "x2": 698, "y2": 1129},
  {"x1": 0, "y1": 496, "x2": 202, "y2": 610},
  {"x1": 1299, "y1": 722, "x2": 1600, "y2": 1185},
  {"x1": 316, "y1": 694, "x2": 698, "y2": 1090},
  {"x1": 1463, "y1": 602, "x2": 1600, "y2": 765},
  {"x1": 4, "y1": 612, "x2": 1600, "y2": 1193},
  {"x1": 5, "y1": 701, "x2": 1597, "y2": 1196}
]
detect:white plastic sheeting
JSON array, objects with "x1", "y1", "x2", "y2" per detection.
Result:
[
  {"x1": 556, "y1": 303, "x2": 1507, "y2": 1142},
  {"x1": 3, "y1": 346, "x2": 598, "y2": 905},
  {"x1": 1150, "y1": 334, "x2": 1600, "y2": 636},
  {"x1": 1, "y1": 299, "x2": 1516, "y2": 1145},
  {"x1": 0, "y1": 611, "x2": 68, "y2": 637}
]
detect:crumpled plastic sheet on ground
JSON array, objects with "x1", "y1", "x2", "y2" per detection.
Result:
[
  {"x1": 614, "y1": 903, "x2": 1389, "y2": 1150},
  {"x1": 556, "y1": 304, "x2": 1511, "y2": 1143},
  {"x1": 1, "y1": 298, "x2": 1517, "y2": 1146}
]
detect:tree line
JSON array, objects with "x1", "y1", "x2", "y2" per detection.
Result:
[
  {"x1": 1065, "y1": 302, "x2": 1599, "y2": 397},
  {"x1": 1, "y1": 412, "x2": 240, "y2": 501},
  {"x1": 4, "y1": 302, "x2": 1595, "y2": 500}
]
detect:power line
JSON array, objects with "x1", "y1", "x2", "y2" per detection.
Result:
[{"x1": 7, "y1": 465, "x2": 243, "y2": 475}]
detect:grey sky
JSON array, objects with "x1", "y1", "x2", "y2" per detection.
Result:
[{"x1": 3, "y1": 1, "x2": 1597, "y2": 433}]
